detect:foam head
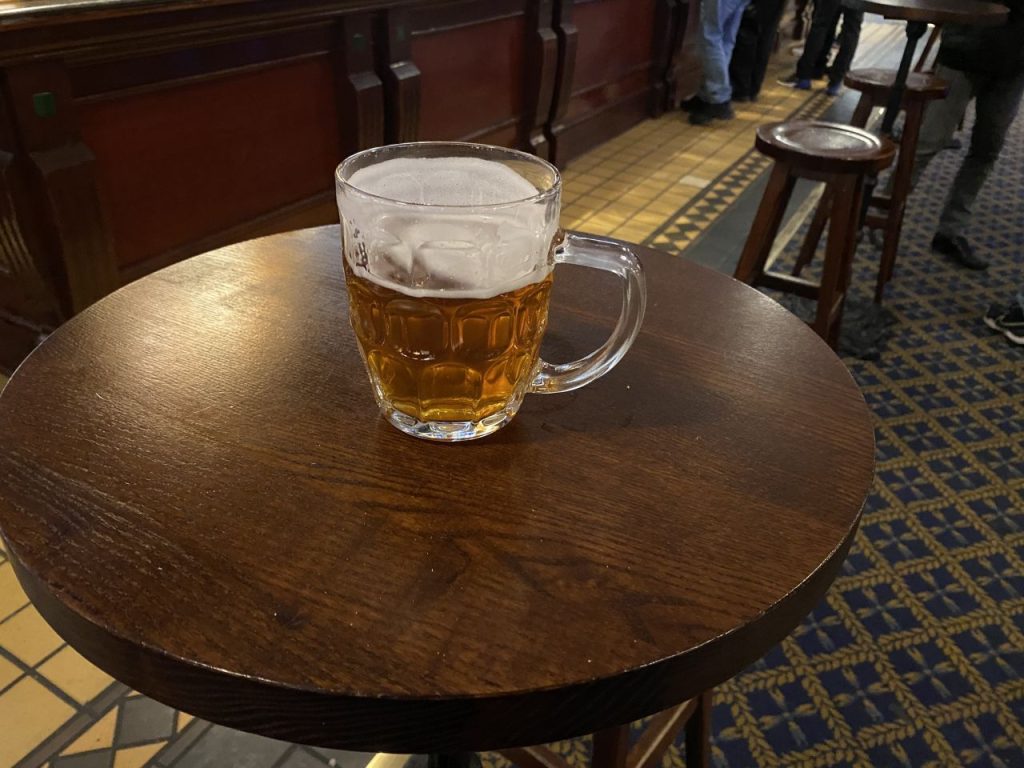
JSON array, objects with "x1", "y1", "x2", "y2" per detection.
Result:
[{"x1": 341, "y1": 156, "x2": 559, "y2": 298}]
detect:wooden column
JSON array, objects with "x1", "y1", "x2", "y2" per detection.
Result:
[
  {"x1": 376, "y1": 7, "x2": 421, "y2": 143},
  {"x1": 335, "y1": 13, "x2": 386, "y2": 157},
  {"x1": 1, "y1": 62, "x2": 118, "y2": 319},
  {"x1": 666, "y1": 0, "x2": 702, "y2": 106},
  {"x1": 545, "y1": 0, "x2": 578, "y2": 165},
  {"x1": 522, "y1": 0, "x2": 559, "y2": 158},
  {"x1": 650, "y1": 0, "x2": 680, "y2": 116}
]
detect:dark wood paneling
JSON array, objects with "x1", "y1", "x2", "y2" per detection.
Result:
[
  {"x1": 413, "y1": 14, "x2": 525, "y2": 142},
  {"x1": 571, "y1": 0, "x2": 656, "y2": 92},
  {"x1": 548, "y1": 0, "x2": 658, "y2": 166},
  {"x1": 78, "y1": 56, "x2": 340, "y2": 270}
]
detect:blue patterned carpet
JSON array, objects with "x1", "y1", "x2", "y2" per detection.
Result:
[{"x1": 487, "y1": 101, "x2": 1024, "y2": 768}]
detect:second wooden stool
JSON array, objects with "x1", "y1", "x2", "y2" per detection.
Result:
[
  {"x1": 792, "y1": 68, "x2": 948, "y2": 302},
  {"x1": 733, "y1": 121, "x2": 895, "y2": 349}
]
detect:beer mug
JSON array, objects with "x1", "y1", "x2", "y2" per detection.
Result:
[{"x1": 336, "y1": 142, "x2": 646, "y2": 441}]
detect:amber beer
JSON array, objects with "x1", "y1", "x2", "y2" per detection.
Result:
[
  {"x1": 336, "y1": 142, "x2": 645, "y2": 441},
  {"x1": 344, "y1": 260, "x2": 553, "y2": 424}
]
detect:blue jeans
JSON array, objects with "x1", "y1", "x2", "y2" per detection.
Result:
[{"x1": 699, "y1": 0, "x2": 751, "y2": 104}]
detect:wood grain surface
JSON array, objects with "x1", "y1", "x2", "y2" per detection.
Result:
[{"x1": 0, "y1": 227, "x2": 875, "y2": 752}]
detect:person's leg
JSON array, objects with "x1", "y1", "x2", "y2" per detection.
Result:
[
  {"x1": 909, "y1": 65, "x2": 974, "y2": 190},
  {"x1": 728, "y1": 4, "x2": 759, "y2": 99},
  {"x1": 814, "y1": 10, "x2": 838, "y2": 78},
  {"x1": 721, "y1": 0, "x2": 751, "y2": 66},
  {"x1": 749, "y1": 0, "x2": 787, "y2": 96},
  {"x1": 796, "y1": 0, "x2": 841, "y2": 81},
  {"x1": 698, "y1": 0, "x2": 733, "y2": 104},
  {"x1": 936, "y1": 69, "x2": 1024, "y2": 240},
  {"x1": 827, "y1": 8, "x2": 863, "y2": 87}
]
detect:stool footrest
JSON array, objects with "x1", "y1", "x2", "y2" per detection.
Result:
[{"x1": 756, "y1": 272, "x2": 820, "y2": 300}]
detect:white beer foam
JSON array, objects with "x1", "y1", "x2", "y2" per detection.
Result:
[
  {"x1": 343, "y1": 157, "x2": 557, "y2": 299},
  {"x1": 349, "y1": 157, "x2": 539, "y2": 206}
]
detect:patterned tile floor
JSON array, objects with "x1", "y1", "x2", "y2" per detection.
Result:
[{"x1": 0, "y1": 19, "x2": 937, "y2": 768}]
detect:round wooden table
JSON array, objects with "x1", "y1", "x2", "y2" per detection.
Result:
[{"x1": 0, "y1": 227, "x2": 874, "y2": 755}]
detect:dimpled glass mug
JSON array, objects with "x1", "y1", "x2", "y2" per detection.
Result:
[{"x1": 336, "y1": 142, "x2": 646, "y2": 442}]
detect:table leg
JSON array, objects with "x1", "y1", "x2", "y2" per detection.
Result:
[
  {"x1": 427, "y1": 753, "x2": 482, "y2": 768},
  {"x1": 859, "y1": 20, "x2": 929, "y2": 228},
  {"x1": 879, "y1": 20, "x2": 929, "y2": 136}
]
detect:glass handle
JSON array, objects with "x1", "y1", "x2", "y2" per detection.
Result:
[{"x1": 530, "y1": 233, "x2": 647, "y2": 394}]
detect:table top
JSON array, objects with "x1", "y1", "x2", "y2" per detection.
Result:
[
  {"x1": 842, "y1": 0, "x2": 1009, "y2": 25},
  {"x1": 0, "y1": 227, "x2": 874, "y2": 752}
]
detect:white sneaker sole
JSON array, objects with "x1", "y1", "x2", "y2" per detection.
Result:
[{"x1": 984, "y1": 314, "x2": 1024, "y2": 345}]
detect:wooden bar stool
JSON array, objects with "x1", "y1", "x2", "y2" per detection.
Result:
[
  {"x1": 792, "y1": 68, "x2": 948, "y2": 302},
  {"x1": 733, "y1": 121, "x2": 895, "y2": 349}
]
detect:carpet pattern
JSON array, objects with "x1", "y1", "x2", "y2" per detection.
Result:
[{"x1": 485, "y1": 86, "x2": 1024, "y2": 768}]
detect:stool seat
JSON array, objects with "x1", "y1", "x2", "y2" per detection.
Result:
[
  {"x1": 756, "y1": 121, "x2": 896, "y2": 175},
  {"x1": 845, "y1": 67, "x2": 949, "y2": 102},
  {"x1": 735, "y1": 120, "x2": 895, "y2": 349}
]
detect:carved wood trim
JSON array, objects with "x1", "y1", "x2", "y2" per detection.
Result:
[
  {"x1": 376, "y1": 7, "x2": 421, "y2": 143},
  {"x1": 70, "y1": 24, "x2": 335, "y2": 102},
  {"x1": 408, "y1": 0, "x2": 525, "y2": 35},
  {"x1": 2, "y1": 61, "x2": 118, "y2": 316},
  {"x1": 333, "y1": 12, "x2": 385, "y2": 157},
  {"x1": 522, "y1": 0, "x2": 557, "y2": 158},
  {"x1": 546, "y1": 0, "x2": 577, "y2": 157}
]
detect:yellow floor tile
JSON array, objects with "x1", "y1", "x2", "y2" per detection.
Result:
[
  {"x1": 113, "y1": 742, "x2": 165, "y2": 768},
  {"x1": 0, "y1": 561, "x2": 30, "y2": 621},
  {"x1": 0, "y1": 677, "x2": 75, "y2": 766},
  {"x1": 0, "y1": 605, "x2": 65, "y2": 666},
  {"x1": 38, "y1": 645, "x2": 113, "y2": 705},
  {"x1": 176, "y1": 710, "x2": 195, "y2": 731},
  {"x1": 0, "y1": 653, "x2": 22, "y2": 690},
  {"x1": 62, "y1": 709, "x2": 117, "y2": 755},
  {"x1": 611, "y1": 224, "x2": 654, "y2": 242}
]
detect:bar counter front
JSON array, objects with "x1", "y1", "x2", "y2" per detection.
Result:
[{"x1": 0, "y1": 0, "x2": 702, "y2": 372}]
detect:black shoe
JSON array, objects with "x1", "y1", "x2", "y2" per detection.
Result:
[
  {"x1": 732, "y1": 92, "x2": 757, "y2": 103},
  {"x1": 984, "y1": 302, "x2": 1024, "y2": 345},
  {"x1": 688, "y1": 100, "x2": 734, "y2": 125},
  {"x1": 681, "y1": 95, "x2": 708, "y2": 113},
  {"x1": 931, "y1": 232, "x2": 988, "y2": 270}
]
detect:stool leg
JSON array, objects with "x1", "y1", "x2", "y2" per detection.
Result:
[
  {"x1": 815, "y1": 174, "x2": 860, "y2": 348},
  {"x1": 792, "y1": 185, "x2": 834, "y2": 276},
  {"x1": 733, "y1": 163, "x2": 795, "y2": 284},
  {"x1": 791, "y1": 90, "x2": 870, "y2": 279},
  {"x1": 850, "y1": 92, "x2": 874, "y2": 129},
  {"x1": 875, "y1": 99, "x2": 925, "y2": 303},
  {"x1": 684, "y1": 690, "x2": 712, "y2": 768}
]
